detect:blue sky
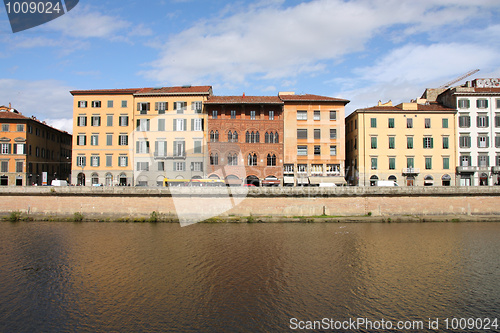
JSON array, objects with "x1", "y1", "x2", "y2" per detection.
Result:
[{"x1": 1, "y1": 0, "x2": 500, "y2": 133}]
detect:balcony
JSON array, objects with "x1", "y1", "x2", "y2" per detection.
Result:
[
  {"x1": 402, "y1": 168, "x2": 420, "y2": 175},
  {"x1": 456, "y1": 166, "x2": 477, "y2": 173},
  {"x1": 492, "y1": 166, "x2": 500, "y2": 174}
]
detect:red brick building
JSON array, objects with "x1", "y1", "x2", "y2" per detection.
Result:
[{"x1": 204, "y1": 95, "x2": 284, "y2": 186}]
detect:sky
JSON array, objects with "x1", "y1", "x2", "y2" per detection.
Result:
[{"x1": 1, "y1": 0, "x2": 500, "y2": 134}]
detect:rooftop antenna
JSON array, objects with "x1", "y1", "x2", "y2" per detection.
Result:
[{"x1": 439, "y1": 69, "x2": 480, "y2": 88}]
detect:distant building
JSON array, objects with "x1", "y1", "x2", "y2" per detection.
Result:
[
  {"x1": 430, "y1": 78, "x2": 500, "y2": 186},
  {"x1": 0, "y1": 105, "x2": 72, "y2": 186},
  {"x1": 346, "y1": 100, "x2": 457, "y2": 186},
  {"x1": 281, "y1": 93, "x2": 348, "y2": 186},
  {"x1": 204, "y1": 95, "x2": 284, "y2": 186}
]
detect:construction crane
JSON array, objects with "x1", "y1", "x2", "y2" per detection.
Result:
[{"x1": 439, "y1": 69, "x2": 480, "y2": 88}]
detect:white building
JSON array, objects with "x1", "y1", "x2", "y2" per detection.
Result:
[{"x1": 431, "y1": 78, "x2": 500, "y2": 186}]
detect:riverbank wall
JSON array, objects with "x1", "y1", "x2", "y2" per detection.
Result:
[{"x1": 1, "y1": 186, "x2": 500, "y2": 222}]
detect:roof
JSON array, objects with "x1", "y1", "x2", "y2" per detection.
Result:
[
  {"x1": 279, "y1": 94, "x2": 350, "y2": 104},
  {"x1": 134, "y1": 86, "x2": 213, "y2": 96},
  {"x1": 0, "y1": 109, "x2": 29, "y2": 120},
  {"x1": 352, "y1": 102, "x2": 456, "y2": 114},
  {"x1": 205, "y1": 95, "x2": 283, "y2": 104},
  {"x1": 70, "y1": 88, "x2": 141, "y2": 96}
]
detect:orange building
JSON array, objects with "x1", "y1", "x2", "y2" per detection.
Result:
[{"x1": 0, "y1": 105, "x2": 72, "y2": 186}]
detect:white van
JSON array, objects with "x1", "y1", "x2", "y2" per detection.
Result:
[
  {"x1": 377, "y1": 180, "x2": 398, "y2": 186},
  {"x1": 51, "y1": 180, "x2": 68, "y2": 186}
]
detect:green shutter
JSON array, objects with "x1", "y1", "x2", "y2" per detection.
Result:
[
  {"x1": 173, "y1": 119, "x2": 177, "y2": 131},
  {"x1": 430, "y1": 138, "x2": 434, "y2": 148}
]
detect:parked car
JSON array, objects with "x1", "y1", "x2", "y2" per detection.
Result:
[{"x1": 51, "y1": 180, "x2": 68, "y2": 186}]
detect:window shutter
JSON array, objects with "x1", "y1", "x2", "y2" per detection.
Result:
[
  {"x1": 183, "y1": 119, "x2": 187, "y2": 131},
  {"x1": 155, "y1": 102, "x2": 158, "y2": 111},
  {"x1": 165, "y1": 102, "x2": 168, "y2": 111},
  {"x1": 163, "y1": 142, "x2": 167, "y2": 156},
  {"x1": 487, "y1": 137, "x2": 490, "y2": 148},
  {"x1": 191, "y1": 119, "x2": 194, "y2": 131},
  {"x1": 486, "y1": 117, "x2": 490, "y2": 127},
  {"x1": 191, "y1": 102, "x2": 194, "y2": 110},
  {"x1": 137, "y1": 103, "x2": 140, "y2": 111},
  {"x1": 201, "y1": 119, "x2": 204, "y2": 131},
  {"x1": 23, "y1": 144, "x2": 27, "y2": 155},
  {"x1": 147, "y1": 103, "x2": 150, "y2": 111},
  {"x1": 173, "y1": 119, "x2": 177, "y2": 131},
  {"x1": 155, "y1": 141, "x2": 159, "y2": 155},
  {"x1": 136, "y1": 141, "x2": 140, "y2": 154},
  {"x1": 430, "y1": 138, "x2": 434, "y2": 148},
  {"x1": 136, "y1": 119, "x2": 140, "y2": 130},
  {"x1": 147, "y1": 119, "x2": 150, "y2": 131},
  {"x1": 146, "y1": 141, "x2": 150, "y2": 153},
  {"x1": 13, "y1": 144, "x2": 16, "y2": 154}
]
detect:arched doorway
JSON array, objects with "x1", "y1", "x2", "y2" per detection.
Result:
[
  {"x1": 91, "y1": 173, "x2": 99, "y2": 186},
  {"x1": 479, "y1": 173, "x2": 489, "y2": 186},
  {"x1": 119, "y1": 173, "x2": 127, "y2": 186},
  {"x1": 77, "y1": 173, "x2": 85, "y2": 186},
  {"x1": 424, "y1": 175, "x2": 434, "y2": 186},
  {"x1": 370, "y1": 175, "x2": 378, "y2": 186},
  {"x1": 388, "y1": 175, "x2": 397, "y2": 183},
  {"x1": 442, "y1": 174, "x2": 451, "y2": 186},
  {"x1": 225, "y1": 174, "x2": 242, "y2": 187},
  {"x1": 245, "y1": 175, "x2": 260, "y2": 187},
  {"x1": 406, "y1": 175, "x2": 415, "y2": 187},
  {"x1": 105, "y1": 173, "x2": 113, "y2": 186},
  {"x1": 208, "y1": 174, "x2": 220, "y2": 179},
  {"x1": 263, "y1": 175, "x2": 280, "y2": 187}
]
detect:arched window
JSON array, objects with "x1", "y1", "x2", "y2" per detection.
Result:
[
  {"x1": 248, "y1": 153, "x2": 257, "y2": 166},
  {"x1": 265, "y1": 132, "x2": 270, "y2": 143},
  {"x1": 274, "y1": 132, "x2": 279, "y2": 143},
  {"x1": 246, "y1": 131, "x2": 250, "y2": 143},
  {"x1": 210, "y1": 131, "x2": 215, "y2": 142},
  {"x1": 255, "y1": 131, "x2": 260, "y2": 143},
  {"x1": 233, "y1": 131, "x2": 238, "y2": 142},
  {"x1": 250, "y1": 131, "x2": 255, "y2": 143},
  {"x1": 228, "y1": 131, "x2": 233, "y2": 142},
  {"x1": 215, "y1": 130, "x2": 219, "y2": 142},
  {"x1": 228, "y1": 153, "x2": 238, "y2": 166},
  {"x1": 267, "y1": 154, "x2": 276, "y2": 166},
  {"x1": 210, "y1": 153, "x2": 219, "y2": 165}
]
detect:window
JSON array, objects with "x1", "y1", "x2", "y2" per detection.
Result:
[
  {"x1": 297, "y1": 129, "x2": 307, "y2": 139},
  {"x1": 284, "y1": 164, "x2": 294, "y2": 174},
  {"x1": 458, "y1": 99, "x2": 470, "y2": 109},
  {"x1": 389, "y1": 157, "x2": 396, "y2": 170},
  {"x1": 90, "y1": 134, "x2": 99, "y2": 146},
  {"x1": 297, "y1": 111, "x2": 307, "y2": 120},
  {"x1": 297, "y1": 164, "x2": 307, "y2": 174},
  {"x1": 76, "y1": 156, "x2": 86, "y2": 167},
  {"x1": 78, "y1": 101, "x2": 88, "y2": 108},
  {"x1": 16, "y1": 161, "x2": 23, "y2": 172},
  {"x1": 210, "y1": 130, "x2": 219, "y2": 142},
  {"x1": 77, "y1": 135, "x2": 86, "y2": 146},
  {"x1": 496, "y1": 136, "x2": 500, "y2": 148},
  {"x1": 443, "y1": 157, "x2": 450, "y2": 170},
  {"x1": 407, "y1": 118, "x2": 413, "y2": 128},
  {"x1": 425, "y1": 118, "x2": 431, "y2": 128},
  {"x1": 247, "y1": 153, "x2": 258, "y2": 166},
  {"x1": 106, "y1": 155, "x2": 112, "y2": 167},
  {"x1": 174, "y1": 162, "x2": 185, "y2": 172},
  {"x1": 407, "y1": 157, "x2": 414, "y2": 168},
  {"x1": 330, "y1": 145, "x2": 337, "y2": 156},
  {"x1": 371, "y1": 157, "x2": 377, "y2": 170},
  {"x1": 174, "y1": 102, "x2": 187, "y2": 114},
  {"x1": 478, "y1": 155, "x2": 489, "y2": 167},
  {"x1": 495, "y1": 115, "x2": 500, "y2": 127},
  {"x1": 370, "y1": 118, "x2": 377, "y2": 128},
  {"x1": 174, "y1": 119, "x2": 187, "y2": 131},
  {"x1": 0, "y1": 161, "x2": 8, "y2": 172},
  {"x1": 136, "y1": 140, "x2": 150, "y2": 154},
  {"x1": 459, "y1": 135, "x2": 471, "y2": 148},
  {"x1": 371, "y1": 137, "x2": 377, "y2": 149},
  {"x1": 231, "y1": 110, "x2": 236, "y2": 119},
  {"x1": 297, "y1": 146, "x2": 307, "y2": 156},
  {"x1": 158, "y1": 162, "x2": 165, "y2": 171},
  {"x1": 478, "y1": 136, "x2": 489, "y2": 148},
  {"x1": 267, "y1": 154, "x2": 276, "y2": 166},
  {"x1": 137, "y1": 119, "x2": 150, "y2": 132},
  {"x1": 314, "y1": 145, "x2": 321, "y2": 156},
  {"x1": 497, "y1": 99, "x2": 500, "y2": 109},
  {"x1": 314, "y1": 111, "x2": 320, "y2": 120},
  {"x1": 227, "y1": 153, "x2": 238, "y2": 166},
  {"x1": 191, "y1": 162, "x2": 203, "y2": 171},
  {"x1": 14, "y1": 144, "x2": 25, "y2": 155},
  {"x1": 388, "y1": 137, "x2": 395, "y2": 149},
  {"x1": 210, "y1": 153, "x2": 218, "y2": 165},
  {"x1": 423, "y1": 137, "x2": 434, "y2": 149},
  {"x1": 211, "y1": 110, "x2": 218, "y2": 119},
  {"x1": 330, "y1": 129, "x2": 337, "y2": 140},
  {"x1": 155, "y1": 141, "x2": 167, "y2": 157},
  {"x1": 17, "y1": 124, "x2": 24, "y2": 132},
  {"x1": 158, "y1": 119, "x2": 165, "y2": 132},
  {"x1": 192, "y1": 118, "x2": 203, "y2": 131},
  {"x1": 77, "y1": 115, "x2": 87, "y2": 127},
  {"x1": 250, "y1": 110, "x2": 256, "y2": 120},
  {"x1": 137, "y1": 162, "x2": 149, "y2": 171},
  {"x1": 442, "y1": 118, "x2": 448, "y2": 128},
  {"x1": 121, "y1": 100, "x2": 127, "y2": 108},
  {"x1": 443, "y1": 136, "x2": 449, "y2": 149},
  {"x1": 107, "y1": 115, "x2": 113, "y2": 126},
  {"x1": 191, "y1": 101, "x2": 202, "y2": 114},
  {"x1": 228, "y1": 131, "x2": 238, "y2": 143},
  {"x1": 460, "y1": 155, "x2": 471, "y2": 167},
  {"x1": 118, "y1": 134, "x2": 128, "y2": 146},
  {"x1": 269, "y1": 110, "x2": 275, "y2": 120},
  {"x1": 91, "y1": 155, "x2": 100, "y2": 167},
  {"x1": 137, "y1": 102, "x2": 150, "y2": 114},
  {"x1": 329, "y1": 111, "x2": 337, "y2": 121},
  {"x1": 107, "y1": 100, "x2": 113, "y2": 108},
  {"x1": 118, "y1": 156, "x2": 128, "y2": 167},
  {"x1": 388, "y1": 118, "x2": 395, "y2": 128},
  {"x1": 174, "y1": 141, "x2": 185, "y2": 157},
  {"x1": 425, "y1": 157, "x2": 432, "y2": 170},
  {"x1": 477, "y1": 115, "x2": 489, "y2": 128},
  {"x1": 91, "y1": 101, "x2": 101, "y2": 108},
  {"x1": 459, "y1": 115, "x2": 471, "y2": 128},
  {"x1": 314, "y1": 129, "x2": 321, "y2": 140},
  {"x1": 156, "y1": 102, "x2": 167, "y2": 114},
  {"x1": 119, "y1": 115, "x2": 129, "y2": 127},
  {"x1": 477, "y1": 99, "x2": 488, "y2": 109}
]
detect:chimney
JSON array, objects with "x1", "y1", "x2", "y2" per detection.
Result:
[
  {"x1": 242, "y1": 92, "x2": 245, "y2": 98},
  {"x1": 9, "y1": 103, "x2": 11, "y2": 109}
]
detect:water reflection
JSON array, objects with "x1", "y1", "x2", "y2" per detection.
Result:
[{"x1": 0, "y1": 222, "x2": 499, "y2": 332}]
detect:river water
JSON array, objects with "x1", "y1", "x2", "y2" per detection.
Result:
[{"x1": 0, "y1": 222, "x2": 499, "y2": 332}]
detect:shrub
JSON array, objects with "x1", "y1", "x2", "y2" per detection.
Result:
[
  {"x1": 73, "y1": 212, "x2": 84, "y2": 222},
  {"x1": 9, "y1": 211, "x2": 22, "y2": 222}
]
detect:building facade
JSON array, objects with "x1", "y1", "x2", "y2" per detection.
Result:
[
  {"x1": 433, "y1": 78, "x2": 500, "y2": 186},
  {"x1": 346, "y1": 100, "x2": 457, "y2": 187},
  {"x1": 0, "y1": 105, "x2": 72, "y2": 186},
  {"x1": 204, "y1": 95, "x2": 284, "y2": 186},
  {"x1": 132, "y1": 86, "x2": 212, "y2": 186},
  {"x1": 281, "y1": 93, "x2": 348, "y2": 186}
]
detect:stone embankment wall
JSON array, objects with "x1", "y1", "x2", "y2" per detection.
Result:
[{"x1": 1, "y1": 186, "x2": 500, "y2": 221}]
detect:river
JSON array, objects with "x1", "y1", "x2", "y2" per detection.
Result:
[{"x1": 0, "y1": 222, "x2": 499, "y2": 332}]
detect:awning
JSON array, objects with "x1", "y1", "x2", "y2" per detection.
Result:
[
  {"x1": 297, "y1": 177, "x2": 309, "y2": 185},
  {"x1": 309, "y1": 176, "x2": 347, "y2": 186},
  {"x1": 225, "y1": 178, "x2": 242, "y2": 185},
  {"x1": 262, "y1": 179, "x2": 280, "y2": 185},
  {"x1": 283, "y1": 176, "x2": 295, "y2": 184}
]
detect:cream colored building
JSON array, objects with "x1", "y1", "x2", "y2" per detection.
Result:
[
  {"x1": 346, "y1": 100, "x2": 457, "y2": 187},
  {"x1": 281, "y1": 93, "x2": 349, "y2": 186}
]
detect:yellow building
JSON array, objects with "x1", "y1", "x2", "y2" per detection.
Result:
[
  {"x1": 281, "y1": 93, "x2": 349, "y2": 186},
  {"x1": 346, "y1": 100, "x2": 457, "y2": 186},
  {"x1": 0, "y1": 105, "x2": 71, "y2": 186},
  {"x1": 70, "y1": 89, "x2": 137, "y2": 186}
]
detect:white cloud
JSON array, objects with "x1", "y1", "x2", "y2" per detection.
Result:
[
  {"x1": 142, "y1": 0, "x2": 500, "y2": 86},
  {"x1": 0, "y1": 79, "x2": 74, "y2": 133}
]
